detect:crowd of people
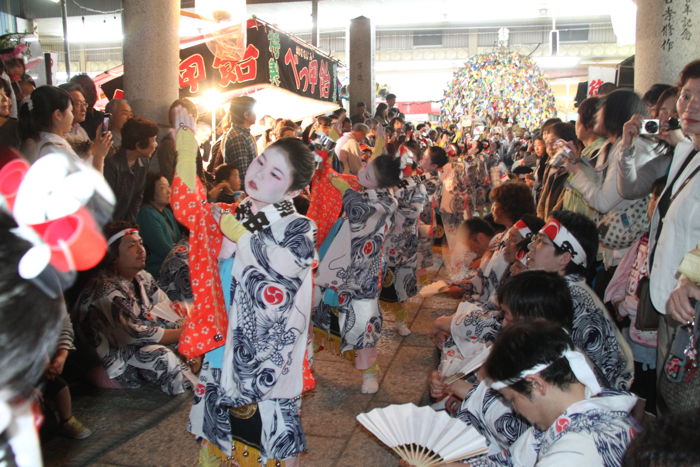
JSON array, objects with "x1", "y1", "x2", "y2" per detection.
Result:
[{"x1": 0, "y1": 52, "x2": 700, "y2": 467}]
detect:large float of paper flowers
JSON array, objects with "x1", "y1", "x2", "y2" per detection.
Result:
[{"x1": 441, "y1": 48, "x2": 557, "y2": 130}]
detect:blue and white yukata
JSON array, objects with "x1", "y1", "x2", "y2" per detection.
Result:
[
  {"x1": 505, "y1": 390, "x2": 638, "y2": 467},
  {"x1": 381, "y1": 175, "x2": 428, "y2": 303},
  {"x1": 453, "y1": 274, "x2": 635, "y2": 462},
  {"x1": 74, "y1": 270, "x2": 197, "y2": 395},
  {"x1": 313, "y1": 187, "x2": 397, "y2": 354},
  {"x1": 417, "y1": 171, "x2": 442, "y2": 269},
  {"x1": 188, "y1": 199, "x2": 317, "y2": 463}
]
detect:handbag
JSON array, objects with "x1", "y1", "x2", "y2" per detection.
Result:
[
  {"x1": 658, "y1": 301, "x2": 700, "y2": 413},
  {"x1": 597, "y1": 197, "x2": 649, "y2": 250},
  {"x1": 635, "y1": 276, "x2": 660, "y2": 331}
]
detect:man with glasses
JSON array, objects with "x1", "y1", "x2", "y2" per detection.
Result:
[{"x1": 105, "y1": 98, "x2": 134, "y2": 149}]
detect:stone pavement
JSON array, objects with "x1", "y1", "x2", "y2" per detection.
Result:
[{"x1": 44, "y1": 264, "x2": 461, "y2": 467}]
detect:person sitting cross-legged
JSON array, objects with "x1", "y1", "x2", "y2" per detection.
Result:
[{"x1": 73, "y1": 222, "x2": 197, "y2": 395}]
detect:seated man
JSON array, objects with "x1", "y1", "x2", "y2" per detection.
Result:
[
  {"x1": 73, "y1": 222, "x2": 197, "y2": 395},
  {"x1": 484, "y1": 320, "x2": 637, "y2": 466}
]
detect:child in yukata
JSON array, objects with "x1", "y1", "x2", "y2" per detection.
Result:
[
  {"x1": 172, "y1": 111, "x2": 317, "y2": 467},
  {"x1": 380, "y1": 146, "x2": 428, "y2": 336},
  {"x1": 416, "y1": 145, "x2": 449, "y2": 280},
  {"x1": 313, "y1": 154, "x2": 401, "y2": 394}
]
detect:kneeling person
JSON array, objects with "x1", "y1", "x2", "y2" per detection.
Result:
[{"x1": 485, "y1": 320, "x2": 637, "y2": 466}]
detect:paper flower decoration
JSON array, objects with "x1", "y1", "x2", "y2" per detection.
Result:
[{"x1": 440, "y1": 48, "x2": 556, "y2": 130}]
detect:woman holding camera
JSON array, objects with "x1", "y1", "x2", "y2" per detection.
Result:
[
  {"x1": 563, "y1": 89, "x2": 658, "y2": 269},
  {"x1": 617, "y1": 86, "x2": 686, "y2": 199}
]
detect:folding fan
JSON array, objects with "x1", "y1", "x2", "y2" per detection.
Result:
[
  {"x1": 356, "y1": 403, "x2": 488, "y2": 466},
  {"x1": 439, "y1": 344, "x2": 490, "y2": 385},
  {"x1": 148, "y1": 301, "x2": 190, "y2": 325}
]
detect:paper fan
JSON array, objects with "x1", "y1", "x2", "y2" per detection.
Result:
[
  {"x1": 356, "y1": 403, "x2": 487, "y2": 466},
  {"x1": 439, "y1": 344, "x2": 491, "y2": 384}
]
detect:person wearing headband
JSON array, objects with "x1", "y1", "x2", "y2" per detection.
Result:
[
  {"x1": 502, "y1": 215, "x2": 545, "y2": 277},
  {"x1": 72, "y1": 221, "x2": 197, "y2": 396},
  {"x1": 484, "y1": 320, "x2": 637, "y2": 466},
  {"x1": 431, "y1": 271, "x2": 574, "y2": 463},
  {"x1": 526, "y1": 210, "x2": 634, "y2": 392}
]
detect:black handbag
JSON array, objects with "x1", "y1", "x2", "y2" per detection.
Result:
[{"x1": 635, "y1": 276, "x2": 660, "y2": 331}]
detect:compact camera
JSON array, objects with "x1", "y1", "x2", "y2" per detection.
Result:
[{"x1": 640, "y1": 119, "x2": 660, "y2": 135}]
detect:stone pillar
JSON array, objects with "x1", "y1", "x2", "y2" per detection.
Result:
[
  {"x1": 348, "y1": 16, "x2": 375, "y2": 115},
  {"x1": 122, "y1": 0, "x2": 180, "y2": 126},
  {"x1": 635, "y1": 0, "x2": 700, "y2": 94}
]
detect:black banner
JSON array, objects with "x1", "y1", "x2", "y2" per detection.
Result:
[{"x1": 177, "y1": 19, "x2": 338, "y2": 103}]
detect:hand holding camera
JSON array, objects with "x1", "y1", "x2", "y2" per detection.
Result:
[{"x1": 551, "y1": 139, "x2": 580, "y2": 169}]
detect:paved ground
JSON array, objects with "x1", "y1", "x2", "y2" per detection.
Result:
[{"x1": 43, "y1": 262, "x2": 460, "y2": 467}]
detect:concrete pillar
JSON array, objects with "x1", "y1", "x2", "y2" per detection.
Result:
[
  {"x1": 348, "y1": 16, "x2": 375, "y2": 115},
  {"x1": 635, "y1": 0, "x2": 700, "y2": 94},
  {"x1": 122, "y1": 0, "x2": 180, "y2": 126}
]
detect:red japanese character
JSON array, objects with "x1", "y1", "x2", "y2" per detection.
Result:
[
  {"x1": 588, "y1": 79, "x2": 604, "y2": 97},
  {"x1": 213, "y1": 44, "x2": 260, "y2": 87},
  {"x1": 307, "y1": 60, "x2": 318, "y2": 94},
  {"x1": 284, "y1": 48, "x2": 301, "y2": 90},
  {"x1": 179, "y1": 54, "x2": 206, "y2": 93}
]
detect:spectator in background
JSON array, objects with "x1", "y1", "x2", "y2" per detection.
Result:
[
  {"x1": 18, "y1": 85, "x2": 79, "y2": 163},
  {"x1": 70, "y1": 73, "x2": 104, "y2": 140},
  {"x1": 208, "y1": 163, "x2": 244, "y2": 204},
  {"x1": 335, "y1": 122, "x2": 368, "y2": 175},
  {"x1": 0, "y1": 78, "x2": 19, "y2": 148},
  {"x1": 103, "y1": 116, "x2": 159, "y2": 222},
  {"x1": 104, "y1": 98, "x2": 133, "y2": 149},
  {"x1": 136, "y1": 172, "x2": 181, "y2": 277},
  {"x1": 642, "y1": 82, "x2": 672, "y2": 115},
  {"x1": 59, "y1": 82, "x2": 90, "y2": 140},
  {"x1": 155, "y1": 98, "x2": 198, "y2": 183},
  {"x1": 0, "y1": 60, "x2": 17, "y2": 119},
  {"x1": 559, "y1": 96, "x2": 605, "y2": 220},
  {"x1": 536, "y1": 122, "x2": 581, "y2": 220},
  {"x1": 41, "y1": 305, "x2": 93, "y2": 439},
  {"x1": 18, "y1": 73, "x2": 35, "y2": 103},
  {"x1": 223, "y1": 95, "x2": 257, "y2": 183},
  {"x1": 374, "y1": 102, "x2": 389, "y2": 126},
  {"x1": 58, "y1": 82, "x2": 112, "y2": 172},
  {"x1": 385, "y1": 93, "x2": 397, "y2": 112},
  {"x1": 564, "y1": 89, "x2": 657, "y2": 270},
  {"x1": 350, "y1": 101, "x2": 370, "y2": 124},
  {"x1": 3, "y1": 58, "x2": 24, "y2": 112}
]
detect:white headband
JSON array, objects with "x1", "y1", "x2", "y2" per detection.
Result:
[
  {"x1": 540, "y1": 218, "x2": 588, "y2": 267},
  {"x1": 107, "y1": 228, "x2": 138, "y2": 246},
  {"x1": 489, "y1": 348, "x2": 601, "y2": 395}
]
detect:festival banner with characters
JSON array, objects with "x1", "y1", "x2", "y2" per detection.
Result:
[{"x1": 177, "y1": 19, "x2": 339, "y2": 104}]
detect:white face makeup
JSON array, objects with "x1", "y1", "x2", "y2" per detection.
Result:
[
  {"x1": 357, "y1": 160, "x2": 380, "y2": 189},
  {"x1": 245, "y1": 146, "x2": 295, "y2": 205}
]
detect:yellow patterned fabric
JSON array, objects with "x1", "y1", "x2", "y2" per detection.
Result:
[{"x1": 199, "y1": 440, "x2": 284, "y2": 467}]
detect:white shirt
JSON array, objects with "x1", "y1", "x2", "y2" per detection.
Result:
[{"x1": 649, "y1": 139, "x2": 700, "y2": 313}]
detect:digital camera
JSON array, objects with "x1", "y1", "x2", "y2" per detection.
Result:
[{"x1": 640, "y1": 119, "x2": 660, "y2": 135}]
